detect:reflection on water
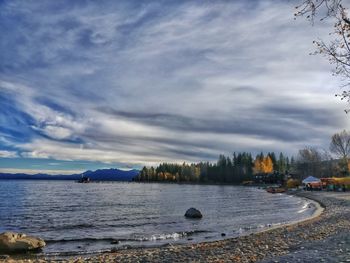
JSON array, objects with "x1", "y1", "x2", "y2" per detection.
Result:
[{"x1": 0, "y1": 181, "x2": 315, "y2": 256}]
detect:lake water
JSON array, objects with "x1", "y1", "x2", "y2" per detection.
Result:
[{"x1": 0, "y1": 181, "x2": 315, "y2": 256}]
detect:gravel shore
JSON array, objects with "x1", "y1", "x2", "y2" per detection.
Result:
[{"x1": 1, "y1": 191, "x2": 349, "y2": 263}]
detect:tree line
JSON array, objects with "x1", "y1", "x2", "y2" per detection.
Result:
[
  {"x1": 135, "y1": 130, "x2": 350, "y2": 184},
  {"x1": 294, "y1": 130, "x2": 350, "y2": 179},
  {"x1": 135, "y1": 152, "x2": 292, "y2": 184}
]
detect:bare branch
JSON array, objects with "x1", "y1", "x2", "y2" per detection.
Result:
[
  {"x1": 330, "y1": 130, "x2": 350, "y2": 158},
  {"x1": 296, "y1": 0, "x2": 350, "y2": 111}
]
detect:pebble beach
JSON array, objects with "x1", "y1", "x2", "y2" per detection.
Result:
[{"x1": 1, "y1": 191, "x2": 349, "y2": 263}]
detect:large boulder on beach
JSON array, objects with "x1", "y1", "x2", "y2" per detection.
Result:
[
  {"x1": 0, "y1": 232, "x2": 46, "y2": 253},
  {"x1": 184, "y1": 208, "x2": 202, "y2": 219}
]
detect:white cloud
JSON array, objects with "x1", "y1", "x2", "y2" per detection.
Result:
[
  {"x1": 40, "y1": 125, "x2": 73, "y2": 140},
  {"x1": 1, "y1": 0, "x2": 350, "y2": 166},
  {"x1": 0, "y1": 151, "x2": 18, "y2": 158},
  {"x1": 0, "y1": 168, "x2": 84, "y2": 175}
]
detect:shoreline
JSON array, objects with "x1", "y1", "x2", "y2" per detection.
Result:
[
  {"x1": 255, "y1": 192, "x2": 324, "y2": 235},
  {"x1": 1, "y1": 191, "x2": 349, "y2": 262}
]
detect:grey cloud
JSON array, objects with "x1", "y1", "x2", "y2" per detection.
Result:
[
  {"x1": 1, "y1": 0, "x2": 350, "y2": 166},
  {"x1": 95, "y1": 107, "x2": 326, "y2": 142},
  {"x1": 263, "y1": 104, "x2": 343, "y2": 127},
  {"x1": 230, "y1": 86, "x2": 263, "y2": 95}
]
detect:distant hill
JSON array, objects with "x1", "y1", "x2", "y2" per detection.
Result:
[
  {"x1": 82, "y1": 168, "x2": 140, "y2": 181},
  {"x1": 0, "y1": 168, "x2": 140, "y2": 181}
]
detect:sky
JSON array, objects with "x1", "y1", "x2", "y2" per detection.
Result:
[{"x1": 1, "y1": 0, "x2": 350, "y2": 174}]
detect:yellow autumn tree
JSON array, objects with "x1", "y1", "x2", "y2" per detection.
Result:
[
  {"x1": 254, "y1": 156, "x2": 273, "y2": 174},
  {"x1": 263, "y1": 156, "x2": 273, "y2": 173},
  {"x1": 253, "y1": 158, "x2": 263, "y2": 174}
]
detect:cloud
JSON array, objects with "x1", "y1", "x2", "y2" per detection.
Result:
[
  {"x1": 0, "y1": 168, "x2": 84, "y2": 175},
  {"x1": 0, "y1": 151, "x2": 18, "y2": 158},
  {"x1": 0, "y1": 0, "x2": 349, "y2": 167}
]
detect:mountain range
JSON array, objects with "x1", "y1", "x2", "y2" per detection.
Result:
[{"x1": 0, "y1": 168, "x2": 140, "y2": 181}]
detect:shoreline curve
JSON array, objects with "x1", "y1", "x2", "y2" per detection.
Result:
[{"x1": 4, "y1": 190, "x2": 346, "y2": 263}]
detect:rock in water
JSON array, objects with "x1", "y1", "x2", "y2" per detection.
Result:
[
  {"x1": 0, "y1": 232, "x2": 46, "y2": 253},
  {"x1": 184, "y1": 208, "x2": 203, "y2": 219}
]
